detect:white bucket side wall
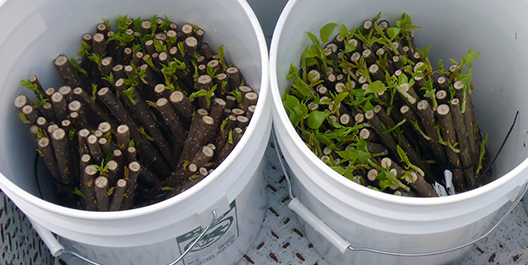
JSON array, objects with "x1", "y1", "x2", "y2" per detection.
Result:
[
  {"x1": 57, "y1": 158, "x2": 268, "y2": 265},
  {"x1": 0, "y1": 0, "x2": 271, "y2": 251},
  {"x1": 270, "y1": 0, "x2": 528, "y2": 264}
]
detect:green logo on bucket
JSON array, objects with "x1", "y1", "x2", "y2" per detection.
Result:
[
  {"x1": 176, "y1": 201, "x2": 239, "y2": 265},
  {"x1": 184, "y1": 216, "x2": 233, "y2": 252}
]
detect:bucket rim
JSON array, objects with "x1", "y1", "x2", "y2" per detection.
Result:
[
  {"x1": 269, "y1": 0, "x2": 528, "y2": 207},
  {"x1": 0, "y1": 0, "x2": 270, "y2": 219}
]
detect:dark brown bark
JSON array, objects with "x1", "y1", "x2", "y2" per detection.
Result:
[
  {"x1": 29, "y1": 75, "x2": 46, "y2": 96},
  {"x1": 169, "y1": 90, "x2": 195, "y2": 122},
  {"x1": 51, "y1": 128, "x2": 73, "y2": 185},
  {"x1": 92, "y1": 33, "x2": 106, "y2": 55},
  {"x1": 437, "y1": 104, "x2": 466, "y2": 192},
  {"x1": 242, "y1": 92, "x2": 258, "y2": 113},
  {"x1": 82, "y1": 165, "x2": 98, "y2": 211},
  {"x1": 417, "y1": 100, "x2": 447, "y2": 164},
  {"x1": 54, "y1": 55, "x2": 82, "y2": 89},
  {"x1": 87, "y1": 135, "x2": 103, "y2": 164},
  {"x1": 436, "y1": 90, "x2": 449, "y2": 105},
  {"x1": 116, "y1": 124, "x2": 130, "y2": 150},
  {"x1": 101, "y1": 57, "x2": 113, "y2": 77},
  {"x1": 450, "y1": 98, "x2": 476, "y2": 187},
  {"x1": 94, "y1": 176, "x2": 109, "y2": 211},
  {"x1": 226, "y1": 67, "x2": 241, "y2": 91},
  {"x1": 37, "y1": 137, "x2": 61, "y2": 181},
  {"x1": 109, "y1": 179, "x2": 127, "y2": 211},
  {"x1": 51, "y1": 92, "x2": 68, "y2": 121},
  {"x1": 14, "y1": 95, "x2": 34, "y2": 112},
  {"x1": 184, "y1": 36, "x2": 198, "y2": 56},
  {"x1": 191, "y1": 146, "x2": 214, "y2": 168},
  {"x1": 453, "y1": 80, "x2": 478, "y2": 159},
  {"x1": 157, "y1": 97, "x2": 186, "y2": 146},
  {"x1": 78, "y1": 129, "x2": 90, "y2": 155},
  {"x1": 98, "y1": 87, "x2": 171, "y2": 177},
  {"x1": 118, "y1": 84, "x2": 176, "y2": 171},
  {"x1": 121, "y1": 161, "x2": 141, "y2": 210},
  {"x1": 405, "y1": 171, "x2": 438, "y2": 197},
  {"x1": 180, "y1": 115, "x2": 215, "y2": 165},
  {"x1": 126, "y1": 146, "x2": 137, "y2": 165},
  {"x1": 21, "y1": 105, "x2": 39, "y2": 124},
  {"x1": 72, "y1": 87, "x2": 115, "y2": 125},
  {"x1": 138, "y1": 166, "x2": 161, "y2": 187}
]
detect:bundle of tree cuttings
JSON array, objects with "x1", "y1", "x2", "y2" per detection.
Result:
[
  {"x1": 14, "y1": 15, "x2": 258, "y2": 211},
  {"x1": 283, "y1": 12, "x2": 490, "y2": 197}
]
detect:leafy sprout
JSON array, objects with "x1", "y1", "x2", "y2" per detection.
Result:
[
  {"x1": 116, "y1": 15, "x2": 129, "y2": 32},
  {"x1": 77, "y1": 40, "x2": 92, "y2": 57},
  {"x1": 70, "y1": 58, "x2": 88, "y2": 76}
]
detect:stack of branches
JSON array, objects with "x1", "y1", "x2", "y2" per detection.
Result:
[
  {"x1": 283, "y1": 12, "x2": 489, "y2": 197},
  {"x1": 14, "y1": 15, "x2": 258, "y2": 210}
]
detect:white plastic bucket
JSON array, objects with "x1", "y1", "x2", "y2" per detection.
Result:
[
  {"x1": 270, "y1": 0, "x2": 528, "y2": 264},
  {"x1": 0, "y1": 0, "x2": 271, "y2": 264}
]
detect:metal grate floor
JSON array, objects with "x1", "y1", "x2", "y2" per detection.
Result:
[{"x1": 2, "y1": 138, "x2": 528, "y2": 264}]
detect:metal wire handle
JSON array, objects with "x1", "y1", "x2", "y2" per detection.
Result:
[
  {"x1": 271, "y1": 131, "x2": 528, "y2": 257},
  {"x1": 51, "y1": 209, "x2": 218, "y2": 265}
]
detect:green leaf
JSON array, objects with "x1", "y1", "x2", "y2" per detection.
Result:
[
  {"x1": 307, "y1": 110, "x2": 329, "y2": 130},
  {"x1": 123, "y1": 87, "x2": 137, "y2": 105},
  {"x1": 103, "y1": 18, "x2": 111, "y2": 30},
  {"x1": 116, "y1": 15, "x2": 129, "y2": 32},
  {"x1": 138, "y1": 126, "x2": 153, "y2": 141},
  {"x1": 459, "y1": 72, "x2": 473, "y2": 85},
  {"x1": 154, "y1": 39, "x2": 167, "y2": 53},
  {"x1": 336, "y1": 143, "x2": 370, "y2": 164},
  {"x1": 305, "y1": 57, "x2": 319, "y2": 67},
  {"x1": 398, "y1": 73, "x2": 408, "y2": 84},
  {"x1": 331, "y1": 166, "x2": 346, "y2": 175},
  {"x1": 287, "y1": 64, "x2": 301, "y2": 81},
  {"x1": 18, "y1": 113, "x2": 30, "y2": 124},
  {"x1": 386, "y1": 27, "x2": 401, "y2": 40},
  {"x1": 218, "y1": 45, "x2": 227, "y2": 69},
  {"x1": 291, "y1": 79, "x2": 312, "y2": 98},
  {"x1": 461, "y1": 47, "x2": 480, "y2": 67},
  {"x1": 101, "y1": 73, "x2": 115, "y2": 86},
  {"x1": 397, "y1": 145, "x2": 425, "y2": 177},
  {"x1": 339, "y1": 24, "x2": 348, "y2": 39},
  {"x1": 70, "y1": 58, "x2": 88, "y2": 76},
  {"x1": 362, "y1": 99, "x2": 375, "y2": 112},
  {"x1": 333, "y1": 92, "x2": 349, "y2": 105},
  {"x1": 19, "y1": 79, "x2": 38, "y2": 93},
  {"x1": 73, "y1": 188, "x2": 85, "y2": 198},
  {"x1": 230, "y1": 90, "x2": 243, "y2": 105},
  {"x1": 365, "y1": 81, "x2": 386, "y2": 94},
  {"x1": 160, "y1": 15, "x2": 172, "y2": 30},
  {"x1": 92, "y1": 84, "x2": 98, "y2": 100},
  {"x1": 343, "y1": 40, "x2": 356, "y2": 54},
  {"x1": 77, "y1": 40, "x2": 92, "y2": 56},
  {"x1": 189, "y1": 89, "x2": 208, "y2": 102},
  {"x1": 150, "y1": 15, "x2": 158, "y2": 34},
  {"x1": 448, "y1": 58, "x2": 459, "y2": 65},
  {"x1": 475, "y1": 133, "x2": 488, "y2": 175},
  {"x1": 438, "y1": 59, "x2": 445, "y2": 72},
  {"x1": 177, "y1": 41, "x2": 185, "y2": 57},
  {"x1": 132, "y1": 17, "x2": 142, "y2": 32},
  {"x1": 305, "y1": 31, "x2": 320, "y2": 47},
  {"x1": 284, "y1": 95, "x2": 300, "y2": 110},
  {"x1": 302, "y1": 47, "x2": 319, "y2": 59},
  {"x1": 320, "y1": 23, "x2": 338, "y2": 44},
  {"x1": 415, "y1": 63, "x2": 427, "y2": 73}
]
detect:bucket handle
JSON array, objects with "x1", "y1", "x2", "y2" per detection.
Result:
[
  {"x1": 31, "y1": 209, "x2": 218, "y2": 265},
  {"x1": 272, "y1": 131, "x2": 528, "y2": 257}
]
